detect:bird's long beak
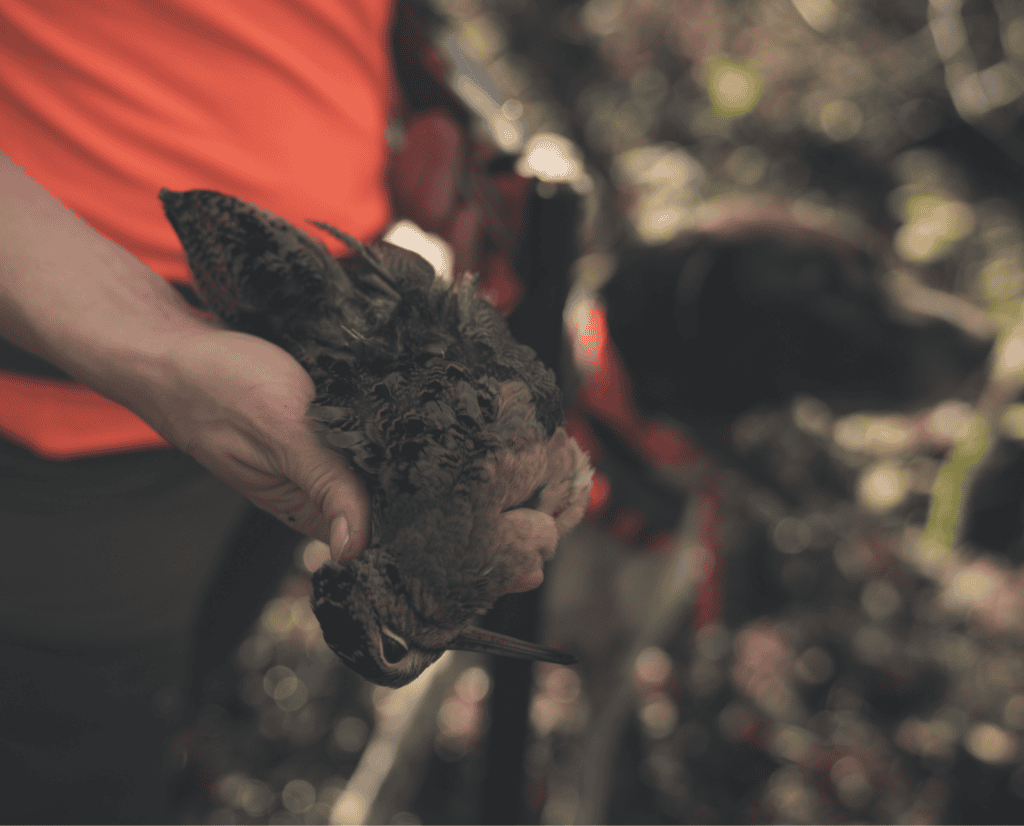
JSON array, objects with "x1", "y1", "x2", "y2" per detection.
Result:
[{"x1": 448, "y1": 626, "x2": 577, "y2": 665}]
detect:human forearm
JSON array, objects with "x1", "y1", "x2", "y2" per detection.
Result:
[{"x1": 0, "y1": 150, "x2": 210, "y2": 410}]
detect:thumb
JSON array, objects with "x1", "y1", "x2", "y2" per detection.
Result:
[
  {"x1": 329, "y1": 514, "x2": 356, "y2": 565},
  {"x1": 293, "y1": 442, "x2": 371, "y2": 565}
]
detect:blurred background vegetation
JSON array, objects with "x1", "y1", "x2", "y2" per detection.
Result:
[{"x1": 175, "y1": 1, "x2": 1024, "y2": 824}]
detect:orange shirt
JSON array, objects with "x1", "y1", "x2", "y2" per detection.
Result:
[{"x1": 0, "y1": 0, "x2": 394, "y2": 458}]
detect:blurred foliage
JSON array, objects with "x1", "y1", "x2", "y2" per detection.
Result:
[
  {"x1": 435, "y1": 0, "x2": 1024, "y2": 823},
  {"x1": 450, "y1": 0, "x2": 1024, "y2": 261}
]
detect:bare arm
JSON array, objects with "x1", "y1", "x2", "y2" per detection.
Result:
[
  {"x1": 0, "y1": 151, "x2": 209, "y2": 396},
  {"x1": 0, "y1": 151, "x2": 368, "y2": 561}
]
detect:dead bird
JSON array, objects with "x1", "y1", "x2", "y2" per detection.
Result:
[{"x1": 160, "y1": 188, "x2": 592, "y2": 687}]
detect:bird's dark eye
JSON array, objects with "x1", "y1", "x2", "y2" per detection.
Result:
[
  {"x1": 381, "y1": 627, "x2": 410, "y2": 665},
  {"x1": 503, "y1": 486, "x2": 543, "y2": 513}
]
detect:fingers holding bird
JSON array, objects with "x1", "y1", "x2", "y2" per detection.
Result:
[{"x1": 139, "y1": 325, "x2": 371, "y2": 562}]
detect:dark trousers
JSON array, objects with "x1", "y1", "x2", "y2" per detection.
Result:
[{"x1": 0, "y1": 438, "x2": 300, "y2": 823}]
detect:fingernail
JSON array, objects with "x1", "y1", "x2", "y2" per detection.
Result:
[{"x1": 330, "y1": 516, "x2": 351, "y2": 563}]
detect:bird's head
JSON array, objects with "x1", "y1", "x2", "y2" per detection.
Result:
[
  {"x1": 311, "y1": 561, "x2": 447, "y2": 688},
  {"x1": 311, "y1": 561, "x2": 578, "y2": 688}
]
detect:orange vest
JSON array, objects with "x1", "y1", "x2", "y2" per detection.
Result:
[{"x1": 0, "y1": 0, "x2": 394, "y2": 458}]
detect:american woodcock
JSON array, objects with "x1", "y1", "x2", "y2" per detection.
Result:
[{"x1": 160, "y1": 188, "x2": 592, "y2": 686}]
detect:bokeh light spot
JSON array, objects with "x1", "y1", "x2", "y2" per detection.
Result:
[
  {"x1": 792, "y1": 0, "x2": 838, "y2": 32},
  {"x1": 834, "y1": 413, "x2": 914, "y2": 455},
  {"x1": 792, "y1": 395, "x2": 833, "y2": 438},
  {"x1": 261, "y1": 598, "x2": 296, "y2": 638},
  {"x1": 332, "y1": 788, "x2": 368, "y2": 825},
  {"x1": 635, "y1": 646, "x2": 673, "y2": 688},
  {"x1": 707, "y1": 57, "x2": 764, "y2": 118},
  {"x1": 999, "y1": 403, "x2": 1024, "y2": 440},
  {"x1": 454, "y1": 666, "x2": 492, "y2": 703},
  {"x1": 580, "y1": 0, "x2": 624, "y2": 38},
  {"x1": 995, "y1": 324, "x2": 1024, "y2": 382},
  {"x1": 772, "y1": 517, "x2": 813, "y2": 555},
  {"x1": 857, "y1": 461, "x2": 910, "y2": 512},
  {"x1": 945, "y1": 565, "x2": 996, "y2": 610},
  {"x1": 965, "y1": 723, "x2": 1017, "y2": 764},
  {"x1": 437, "y1": 696, "x2": 481, "y2": 739},
  {"x1": 894, "y1": 192, "x2": 975, "y2": 262},
  {"x1": 819, "y1": 99, "x2": 863, "y2": 142},
  {"x1": 614, "y1": 143, "x2": 704, "y2": 242},
  {"x1": 264, "y1": 665, "x2": 298, "y2": 702},
  {"x1": 830, "y1": 755, "x2": 872, "y2": 809},
  {"x1": 639, "y1": 693, "x2": 679, "y2": 739},
  {"x1": 930, "y1": 14, "x2": 966, "y2": 60},
  {"x1": 636, "y1": 203, "x2": 692, "y2": 243},
  {"x1": 772, "y1": 724, "x2": 817, "y2": 763},
  {"x1": 515, "y1": 132, "x2": 583, "y2": 182},
  {"x1": 541, "y1": 664, "x2": 582, "y2": 703},
  {"x1": 281, "y1": 779, "x2": 316, "y2": 814},
  {"x1": 384, "y1": 220, "x2": 453, "y2": 284},
  {"x1": 725, "y1": 145, "x2": 769, "y2": 186},
  {"x1": 332, "y1": 716, "x2": 370, "y2": 754},
  {"x1": 457, "y1": 15, "x2": 504, "y2": 63},
  {"x1": 926, "y1": 400, "x2": 973, "y2": 443},
  {"x1": 766, "y1": 765, "x2": 821, "y2": 823},
  {"x1": 238, "y1": 778, "x2": 275, "y2": 818},
  {"x1": 301, "y1": 540, "x2": 331, "y2": 574},
  {"x1": 978, "y1": 254, "x2": 1024, "y2": 303}
]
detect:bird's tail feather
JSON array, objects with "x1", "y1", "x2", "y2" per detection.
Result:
[{"x1": 160, "y1": 189, "x2": 374, "y2": 344}]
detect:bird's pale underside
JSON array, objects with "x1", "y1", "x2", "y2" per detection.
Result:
[{"x1": 160, "y1": 188, "x2": 593, "y2": 686}]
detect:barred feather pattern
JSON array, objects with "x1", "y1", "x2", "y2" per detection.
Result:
[{"x1": 160, "y1": 189, "x2": 592, "y2": 686}]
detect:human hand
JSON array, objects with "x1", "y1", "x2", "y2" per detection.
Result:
[{"x1": 140, "y1": 326, "x2": 370, "y2": 564}]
